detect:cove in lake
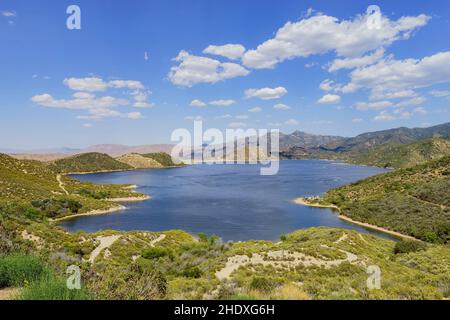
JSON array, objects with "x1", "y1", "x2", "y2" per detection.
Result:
[{"x1": 60, "y1": 160, "x2": 393, "y2": 241}]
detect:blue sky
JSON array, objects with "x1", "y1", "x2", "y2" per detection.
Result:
[{"x1": 1, "y1": 0, "x2": 450, "y2": 149}]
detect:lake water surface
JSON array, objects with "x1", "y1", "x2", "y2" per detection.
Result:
[{"x1": 60, "y1": 160, "x2": 392, "y2": 241}]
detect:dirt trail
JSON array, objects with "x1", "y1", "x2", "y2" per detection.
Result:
[
  {"x1": 150, "y1": 234, "x2": 166, "y2": 247},
  {"x1": 56, "y1": 174, "x2": 69, "y2": 195},
  {"x1": 0, "y1": 288, "x2": 20, "y2": 300},
  {"x1": 215, "y1": 249, "x2": 359, "y2": 280},
  {"x1": 89, "y1": 235, "x2": 121, "y2": 263}
]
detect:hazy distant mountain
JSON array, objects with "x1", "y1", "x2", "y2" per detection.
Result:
[
  {"x1": 7, "y1": 144, "x2": 175, "y2": 160},
  {"x1": 279, "y1": 131, "x2": 346, "y2": 149},
  {"x1": 80, "y1": 144, "x2": 174, "y2": 157},
  {"x1": 321, "y1": 122, "x2": 450, "y2": 153}
]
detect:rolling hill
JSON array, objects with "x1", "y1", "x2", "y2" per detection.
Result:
[
  {"x1": 0, "y1": 153, "x2": 141, "y2": 218},
  {"x1": 49, "y1": 152, "x2": 132, "y2": 174},
  {"x1": 308, "y1": 156, "x2": 450, "y2": 243},
  {"x1": 346, "y1": 138, "x2": 450, "y2": 168}
]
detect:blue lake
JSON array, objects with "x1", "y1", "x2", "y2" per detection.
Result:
[{"x1": 60, "y1": 160, "x2": 392, "y2": 241}]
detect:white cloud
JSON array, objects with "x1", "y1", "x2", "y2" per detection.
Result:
[
  {"x1": 127, "y1": 111, "x2": 144, "y2": 119},
  {"x1": 429, "y1": 90, "x2": 450, "y2": 97},
  {"x1": 244, "y1": 87, "x2": 287, "y2": 100},
  {"x1": 285, "y1": 119, "x2": 299, "y2": 125},
  {"x1": 242, "y1": 12, "x2": 429, "y2": 69},
  {"x1": 248, "y1": 107, "x2": 262, "y2": 113},
  {"x1": 352, "y1": 118, "x2": 363, "y2": 123},
  {"x1": 413, "y1": 107, "x2": 427, "y2": 115},
  {"x1": 109, "y1": 80, "x2": 144, "y2": 90},
  {"x1": 328, "y1": 48, "x2": 385, "y2": 72},
  {"x1": 73, "y1": 92, "x2": 95, "y2": 99},
  {"x1": 1, "y1": 11, "x2": 16, "y2": 17},
  {"x1": 317, "y1": 94, "x2": 341, "y2": 104},
  {"x1": 228, "y1": 122, "x2": 247, "y2": 128},
  {"x1": 370, "y1": 89, "x2": 417, "y2": 101},
  {"x1": 209, "y1": 99, "x2": 236, "y2": 107},
  {"x1": 31, "y1": 93, "x2": 129, "y2": 110},
  {"x1": 190, "y1": 99, "x2": 207, "y2": 107},
  {"x1": 168, "y1": 50, "x2": 249, "y2": 87},
  {"x1": 131, "y1": 90, "x2": 153, "y2": 108},
  {"x1": 236, "y1": 115, "x2": 249, "y2": 120},
  {"x1": 64, "y1": 77, "x2": 108, "y2": 92},
  {"x1": 374, "y1": 111, "x2": 396, "y2": 121},
  {"x1": 203, "y1": 44, "x2": 246, "y2": 60},
  {"x1": 63, "y1": 77, "x2": 145, "y2": 92},
  {"x1": 355, "y1": 100, "x2": 393, "y2": 110},
  {"x1": 82, "y1": 123, "x2": 92, "y2": 128},
  {"x1": 319, "y1": 79, "x2": 336, "y2": 91},
  {"x1": 395, "y1": 96, "x2": 426, "y2": 108},
  {"x1": 273, "y1": 103, "x2": 290, "y2": 110},
  {"x1": 341, "y1": 51, "x2": 450, "y2": 96}
]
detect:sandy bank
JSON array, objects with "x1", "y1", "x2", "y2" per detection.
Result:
[
  {"x1": 107, "y1": 195, "x2": 151, "y2": 202},
  {"x1": 294, "y1": 197, "x2": 420, "y2": 241},
  {"x1": 50, "y1": 205, "x2": 127, "y2": 222}
]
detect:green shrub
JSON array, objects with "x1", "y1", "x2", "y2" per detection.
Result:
[
  {"x1": 197, "y1": 232, "x2": 208, "y2": 243},
  {"x1": 142, "y1": 247, "x2": 172, "y2": 260},
  {"x1": 20, "y1": 274, "x2": 91, "y2": 300},
  {"x1": 0, "y1": 253, "x2": 47, "y2": 288},
  {"x1": 394, "y1": 240, "x2": 427, "y2": 254},
  {"x1": 31, "y1": 198, "x2": 82, "y2": 217},
  {"x1": 182, "y1": 267, "x2": 202, "y2": 278},
  {"x1": 249, "y1": 277, "x2": 277, "y2": 293}
]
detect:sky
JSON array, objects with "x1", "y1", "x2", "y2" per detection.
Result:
[{"x1": 1, "y1": 0, "x2": 450, "y2": 150}]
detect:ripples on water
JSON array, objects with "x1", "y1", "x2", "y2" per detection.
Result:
[{"x1": 60, "y1": 160, "x2": 393, "y2": 241}]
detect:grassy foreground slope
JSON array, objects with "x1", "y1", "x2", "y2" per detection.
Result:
[
  {"x1": 346, "y1": 138, "x2": 450, "y2": 169},
  {"x1": 0, "y1": 154, "x2": 142, "y2": 218},
  {"x1": 50, "y1": 152, "x2": 132, "y2": 174},
  {"x1": 1, "y1": 206, "x2": 449, "y2": 300},
  {"x1": 316, "y1": 156, "x2": 450, "y2": 243}
]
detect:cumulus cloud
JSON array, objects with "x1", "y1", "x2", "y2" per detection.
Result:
[
  {"x1": 395, "y1": 96, "x2": 426, "y2": 108},
  {"x1": 168, "y1": 50, "x2": 249, "y2": 87},
  {"x1": 242, "y1": 11, "x2": 429, "y2": 69},
  {"x1": 203, "y1": 44, "x2": 246, "y2": 60},
  {"x1": 273, "y1": 103, "x2": 291, "y2": 110},
  {"x1": 109, "y1": 80, "x2": 144, "y2": 90},
  {"x1": 370, "y1": 89, "x2": 417, "y2": 101},
  {"x1": 190, "y1": 99, "x2": 207, "y2": 107},
  {"x1": 319, "y1": 79, "x2": 336, "y2": 92},
  {"x1": 235, "y1": 115, "x2": 249, "y2": 120},
  {"x1": 328, "y1": 48, "x2": 385, "y2": 72},
  {"x1": 209, "y1": 99, "x2": 236, "y2": 107},
  {"x1": 244, "y1": 87, "x2": 287, "y2": 100},
  {"x1": 248, "y1": 107, "x2": 262, "y2": 113},
  {"x1": 374, "y1": 111, "x2": 396, "y2": 121},
  {"x1": 33, "y1": 76, "x2": 151, "y2": 120},
  {"x1": 131, "y1": 90, "x2": 153, "y2": 108},
  {"x1": 341, "y1": 51, "x2": 450, "y2": 95},
  {"x1": 317, "y1": 94, "x2": 341, "y2": 104},
  {"x1": 355, "y1": 100, "x2": 393, "y2": 110},
  {"x1": 63, "y1": 77, "x2": 145, "y2": 92},
  {"x1": 31, "y1": 93, "x2": 129, "y2": 110},
  {"x1": 352, "y1": 118, "x2": 363, "y2": 123},
  {"x1": 64, "y1": 77, "x2": 108, "y2": 92}
]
